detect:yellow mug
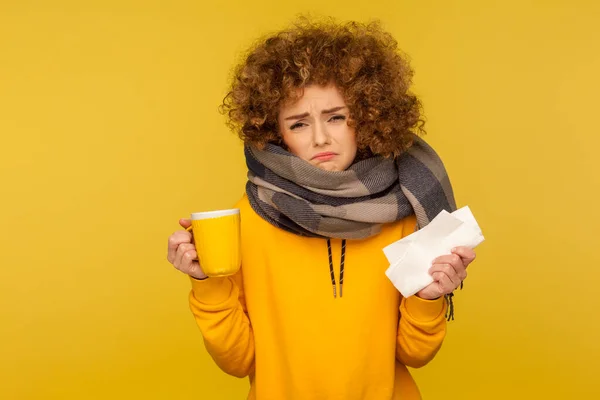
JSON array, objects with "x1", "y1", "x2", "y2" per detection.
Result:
[{"x1": 186, "y1": 209, "x2": 241, "y2": 277}]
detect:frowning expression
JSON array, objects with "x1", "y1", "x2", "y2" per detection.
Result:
[{"x1": 278, "y1": 84, "x2": 358, "y2": 172}]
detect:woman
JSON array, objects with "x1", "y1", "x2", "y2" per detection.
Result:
[{"x1": 167, "y1": 19, "x2": 476, "y2": 400}]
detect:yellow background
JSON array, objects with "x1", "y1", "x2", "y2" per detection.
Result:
[{"x1": 1, "y1": 0, "x2": 599, "y2": 399}]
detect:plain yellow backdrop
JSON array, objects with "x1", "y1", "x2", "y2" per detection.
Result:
[{"x1": 1, "y1": 0, "x2": 599, "y2": 399}]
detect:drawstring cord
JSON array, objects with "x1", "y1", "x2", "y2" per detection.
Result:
[
  {"x1": 340, "y1": 240, "x2": 346, "y2": 297},
  {"x1": 444, "y1": 293, "x2": 454, "y2": 321},
  {"x1": 326, "y1": 239, "x2": 336, "y2": 298},
  {"x1": 444, "y1": 282, "x2": 464, "y2": 321},
  {"x1": 326, "y1": 239, "x2": 347, "y2": 298}
]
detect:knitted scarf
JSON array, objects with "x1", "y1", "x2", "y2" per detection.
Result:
[{"x1": 245, "y1": 135, "x2": 456, "y2": 239}]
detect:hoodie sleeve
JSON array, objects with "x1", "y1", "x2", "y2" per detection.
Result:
[
  {"x1": 188, "y1": 268, "x2": 255, "y2": 378},
  {"x1": 396, "y1": 294, "x2": 447, "y2": 368}
]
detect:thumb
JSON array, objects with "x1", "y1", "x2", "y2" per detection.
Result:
[{"x1": 179, "y1": 218, "x2": 192, "y2": 229}]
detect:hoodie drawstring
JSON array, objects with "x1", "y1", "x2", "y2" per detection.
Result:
[{"x1": 326, "y1": 239, "x2": 346, "y2": 298}]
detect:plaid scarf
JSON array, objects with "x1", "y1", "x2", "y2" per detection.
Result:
[{"x1": 245, "y1": 135, "x2": 456, "y2": 239}]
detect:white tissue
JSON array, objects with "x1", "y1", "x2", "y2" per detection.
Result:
[{"x1": 384, "y1": 206, "x2": 485, "y2": 298}]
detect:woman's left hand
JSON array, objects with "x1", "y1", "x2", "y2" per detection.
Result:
[{"x1": 416, "y1": 246, "x2": 476, "y2": 300}]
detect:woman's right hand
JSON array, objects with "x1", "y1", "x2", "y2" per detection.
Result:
[{"x1": 167, "y1": 218, "x2": 207, "y2": 280}]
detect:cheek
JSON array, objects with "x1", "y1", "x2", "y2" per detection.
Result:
[
  {"x1": 346, "y1": 130, "x2": 358, "y2": 153},
  {"x1": 332, "y1": 124, "x2": 355, "y2": 143},
  {"x1": 282, "y1": 133, "x2": 308, "y2": 158}
]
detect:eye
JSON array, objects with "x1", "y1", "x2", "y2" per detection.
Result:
[
  {"x1": 329, "y1": 115, "x2": 347, "y2": 122},
  {"x1": 289, "y1": 122, "x2": 307, "y2": 130}
]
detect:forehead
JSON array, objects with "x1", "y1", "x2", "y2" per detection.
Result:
[{"x1": 280, "y1": 84, "x2": 346, "y2": 114}]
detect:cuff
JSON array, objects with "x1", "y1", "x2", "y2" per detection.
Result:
[
  {"x1": 403, "y1": 295, "x2": 446, "y2": 321},
  {"x1": 189, "y1": 276, "x2": 233, "y2": 305}
]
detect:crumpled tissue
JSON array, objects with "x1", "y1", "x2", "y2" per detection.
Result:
[{"x1": 383, "y1": 206, "x2": 485, "y2": 297}]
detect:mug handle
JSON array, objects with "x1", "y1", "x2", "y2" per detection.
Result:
[{"x1": 184, "y1": 225, "x2": 198, "y2": 260}]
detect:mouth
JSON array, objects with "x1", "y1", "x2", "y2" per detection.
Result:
[{"x1": 311, "y1": 152, "x2": 338, "y2": 161}]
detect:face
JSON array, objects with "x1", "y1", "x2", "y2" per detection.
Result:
[{"x1": 277, "y1": 84, "x2": 357, "y2": 172}]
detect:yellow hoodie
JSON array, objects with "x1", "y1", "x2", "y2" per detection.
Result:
[{"x1": 188, "y1": 195, "x2": 447, "y2": 399}]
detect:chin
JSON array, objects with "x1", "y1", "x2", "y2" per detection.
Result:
[{"x1": 317, "y1": 163, "x2": 342, "y2": 172}]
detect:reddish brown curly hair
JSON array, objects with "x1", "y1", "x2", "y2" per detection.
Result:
[{"x1": 220, "y1": 18, "x2": 426, "y2": 158}]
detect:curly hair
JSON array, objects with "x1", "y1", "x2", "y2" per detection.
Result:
[{"x1": 220, "y1": 17, "x2": 426, "y2": 158}]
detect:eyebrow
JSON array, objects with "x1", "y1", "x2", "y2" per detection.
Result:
[{"x1": 283, "y1": 106, "x2": 347, "y2": 121}]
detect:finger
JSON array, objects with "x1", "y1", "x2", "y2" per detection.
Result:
[
  {"x1": 188, "y1": 259, "x2": 207, "y2": 280},
  {"x1": 168, "y1": 230, "x2": 192, "y2": 249},
  {"x1": 167, "y1": 231, "x2": 193, "y2": 263},
  {"x1": 430, "y1": 263, "x2": 462, "y2": 290},
  {"x1": 419, "y1": 280, "x2": 443, "y2": 300},
  {"x1": 179, "y1": 250, "x2": 205, "y2": 279},
  {"x1": 431, "y1": 254, "x2": 457, "y2": 266},
  {"x1": 432, "y1": 271, "x2": 455, "y2": 295},
  {"x1": 451, "y1": 246, "x2": 476, "y2": 266},
  {"x1": 432, "y1": 253, "x2": 465, "y2": 272},
  {"x1": 174, "y1": 243, "x2": 196, "y2": 270},
  {"x1": 180, "y1": 248, "x2": 199, "y2": 275},
  {"x1": 445, "y1": 253, "x2": 468, "y2": 281},
  {"x1": 178, "y1": 219, "x2": 195, "y2": 244}
]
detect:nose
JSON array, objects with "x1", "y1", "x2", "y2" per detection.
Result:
[{"x1": 312, "y1": 120, "x2": 331, "y2": 147}]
